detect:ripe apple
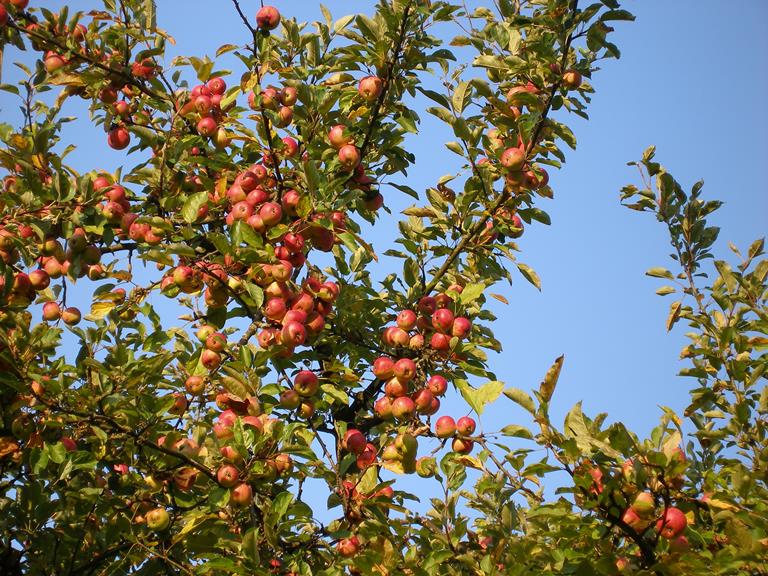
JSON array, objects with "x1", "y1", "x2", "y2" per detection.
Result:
[
  {"x1": 456, "y1": 416, "x2": 476, "y2": 436},
  {"x1": 393, "y1": 358, "x2": 417, "y2": 382},
  {"x1": 145, "y1": 508, "x2": 170, "y2": 531},
  {"x1": 328, "y1": 124, "x2": 352, "y2": 149},
  {"x1": 358, "y1": 76, "x2": 383, "y2": 101},
  {"x1": 281, "y1": 320, "x2": 307, "y2": 347},
  {"x1": 107, "y1": 126, "x2": 130, "y2": 150},
  {"x1": 343, "y1": 429, "x2": 367, "y2": 455},
  {"x1": 184, "y1": 375, "x2": 205, "y2": 395},
  {"x1": 259, "y1": 202, "x2": 282, "y2": 226},
  {"x1": 217, "y1": 464, "x2": 239, "y2": 488},
  {"x1": 356, "y1": 443, "x2": 377, "y2": 469},
  {"x1": 430, "y1": 332, "x2": 451, "y2": 351},
  {"x1": 256, "y1": 5, "x2": 281, "y2": 31},
  {"x1": 417, "y1": 295, "x2": 436, "y2": 315},
  {"x1": 656, "y1": 507, "x2": 687, "y2": 539},
  {"x1": 264, "y1": 297, "x2": 287, "y2": 321},
  {"x1": 201, "y1": 349, "x2": 222, "y2": 370},
  {"x1": 205, "y1": 332, "x2": 227, "y2": 352},
  {"x1": 427, "y1": 375, "x2": 448, "y2": 396},
  {"x1": 500, "y1": 147, "x2": 525, "y2": 171},
  {"x1": 230, "y1": 482, "x2": 253, "y2": 507},
  {"x1": 432, "y1": 308, "x2": 455, "y2": 334},
  {"x1": 197, "y1": 116, "x2": 218, "y2": 137},
  {"x1": 42, "y1": 301, "x2": 61, "y2": 321},
  {"x1": 338, "y1": 144, "x2": 361, "y2": 170},
  {"x1": 374, "y1": 396, "x2": 393, "y2": 419},
  {"x1": 61, "y1": 307, "x2": 81, "y2": 326},
  {"x1": 435, "y1": 415, "x2": 456, "y2": 438},
  {"x1": 337, "y1": 536, "x2": 360, "y2": 558},
  {"x1": 452, "y1": 437, "x2": 474, "y2": 454},
  {"x1": 562, "y1": 70, "x2": 582, "y2": 89},
  {"x1": 621, "y1": 507, "x2": 650, "y2": 532},
  {"x1": 293, "y1": 370, "x2": 319, "y2": 397},
  {"x1": 412, "y1": 388, "x2": 434, "y2": 413},
  {"x1": 391, "y1": 396, "x2": 416, "y2": 420},
  {"x1": 396, "y1": 309, "x2": 417, "y2": 331},
  {"x1": 207, "y1": 77, "x2": 226, "y2": 95},
  {"x1": 451, "y1": 316, "x2": 472, "y2": 338},
  {"x1": 384, "y1": 377, "x2": 409, "y2": 397}
]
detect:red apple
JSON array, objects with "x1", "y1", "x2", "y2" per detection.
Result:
[
  {"x1": 217, "y1": 464, "x2": 239, "y2": 488},
  {"x1": 201, "y1": 349, "x2": 222, "y2": 370},
  {"x1": 293, "y1": 370, "x2": 319, "y2": 397},
  {"x1": 42, "y1": 301, "x2": 61, "y2": 321},
  {"x1": 393, "y1": 358, "x2": 417, "y2": 382},
  {"x1": 338, "y1": 144, "x2": 360, "y2": 170},
  {"x1": 107, "y1": 126, "x2": 130, "y2": 150},
  {"x1": 391, "y1": 396, "x2": 416, "y2": 420},
  {"x1": 456, "y1": 416, "x2": 476, "y2": 436},
  {"x1": 562, "y1": 70, "x2": 582, "y2": 89},
  {"x1": 452, "y1": 437, "x2": 473, "y2": 454},
  {"x1": 427, "y1": 375, "x2": 448, "y2": 396},
  {"x1": 256, "y1": 5, "x2": 281, "y2": 31},
  {"x1": 374, "y1": 396, "x2": 393, "y2": 419},
  {"x1": 396, "y1": 309, "x2": 417, "y2": 331},
  {"x1": 343, "y1": 429, "x2": 366, "y2": 455},
  {"x1": 500, "y1": 147, "x2": 525, "y2": 171},
  {"x1": 207, "y1": 77, "x2": 227, "y2": 95},
  {"x1": 337, "y1": 536, "x2": 360, "y2": 558},
  {"x1": 451, "y1": 316, "x2": 472, "y2": 338},
  {"x1": 432, "y1": 308, "x2": 455, "y2": 334},
  {"x1": 435, "y1": 415, "x2": 456, "y2": 439},
  {"x1": 656, "y1": 507, "x2": 687, "y2": 539},
  {"x1": 205, "y1": 332, "x2": 227, "y2": 352},
  {"x1": 61, "y1": 307, "x2": 81, "y2": 325},
  {"x1": 358, "y1": 76, "x2": 383, "y2": 101},
  {"x1": 230, "y1": 482, "x2": 252, "y2": 506},
  {"x1": 185, "y1": 375, "x2": 205, "y2": 395}
]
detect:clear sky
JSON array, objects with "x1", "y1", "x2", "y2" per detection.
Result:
[{"x1": 1, "y1": 1, "x2": 766, "y2": 501}]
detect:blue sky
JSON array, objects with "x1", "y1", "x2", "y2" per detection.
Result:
[{"x1": 1, "y1": 1, "x2": 766, "y2": 507}]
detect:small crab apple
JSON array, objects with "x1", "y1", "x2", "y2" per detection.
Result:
[
  {"x1": 456, "y1": 416, "x2": 476, "y2": 436},
  {"x1": 656, "y1": 507, "x2": 687, "y2": 539},
  {"x1": 107, "y1": 126, "x2": 130, "y2": 150},
  {"x1": 451, "y1": 316, "x2": 472, "y2": 338},
  {"x1": 393, "y1": 358, "x2": 417, "y2": 382},
  {"x1": 201, "y1": 349, "x2": 222, "y2": 370},
  {"x1": 432, "y1": 308, "x2": 455, "y2": 334},
  {"x1": 435, "y1": 415, "x2": 456, "y2": 438},
  {"x1": 256, "y1": 5, "x2": 281, "y2": 31},
  {"x1": 357, "y1": 443, "x2": 377, "y2": 469},
  {"x1": 42, "y1": 302, "x2": 62, "y2": 321},
  {"x1": 230, "y1": 482, "x2": 252, "y2": 507},
  {"x1": 338, "y1": 144, "x2": 361, "y2": 170},
  {"x1": 343, "y1": 429, "x2": 367, "y2": 455},
  {"x1": 562, "y1": 69, "x2": 583, "y2": 89},
  {"x1": 391, "y1": 396, "x2": 416, "y2": 420},
  {"x1": 205, "y1": 332, "x2": 227, "y2": 352},
  {"x1": 452, "y1": 436, "x2": 474, "y2": 454},
  {"x1": 427, "y1": 375, "x2": 448, "y2": 396},
  {"x1": 207, "y1": 77, "x2": 226, "y2": 95},
  {"x1": 358, "y1": 75, "x2": 383, "y2": 101},
  {"x1": 374, "y1": 396, "x2": 393, "y2": 419},
  {"x1": 217, "y1": 464, "x2": 239, "y2": 488},
  {"x1": 430, "y1": 332, "x2": 451, "y2": 351},
  {"x1": 337, "y1": 536, "x2": 360, "y2": 558},
  {"x1": 184, "y1": 375, "x2": 205, "y2": 395},
  {"x1": 396, "y1": 309, "x2": 417, "y2": 331},
  {"x1": 500, "y1": 146, "x2": 525, "y2": 171},
  {"x1": 328, "y1": 124, "x2": 352, "y2": 149},
  {"x1": 197, "y1": 116, "x2": 217, "y2": 137},
  {"x1": 61, "y1": 307, "x2": 82, "y2": 326},
  {"x1": 293, "y1": 370, "x2": 319, "y2": 397}
]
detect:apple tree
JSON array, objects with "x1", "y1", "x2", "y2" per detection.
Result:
[{"x1": 0, "y1": 0, "x2": 766, "y2": 575}]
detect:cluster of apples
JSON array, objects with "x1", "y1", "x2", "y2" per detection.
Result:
[
  {"x1": 380, "y1": 290, "x2": 472, "y2": 354},
  {"x1": 278, "y1": 370, "x2": 323, "y2": 419},
  {"x1": 433, "y1": 414, "x2": 477, "y2": 455},
  {"x1": 257, "y1": 275, "x2": 339, "y2": 357},
  {"x1": 371, "y1": 356, "x2": 446, "y2": 422},
  {"x1": 581, "y1": 448, "x2": 691, "y2": 558},
  {"x1": 176, "y1": 78, "x2": 233, "y2": 148},
  {"x1": 247, "y1": 83, "x2": 297, "y2": 130},
  {"x1": 340, "y1": 427, "x2": 378, "y2": 470}
]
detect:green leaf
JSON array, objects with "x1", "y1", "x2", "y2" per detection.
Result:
[
  {"x1": 459, "y1": 380, "x2": 504, "y2": 415},
  {"x1": 655, "y1": 285, "x2": 676, "y2": 296},
  {"x1": 452, "y1": 81, "x2": 471, "y2": 115},
  {"x1": 500, "y1": 424, "x2": 533, "y2": 439},
  {"x1": 516, "y1": 262, "x2": 541, "y2": 290},
  {"x1": 504, "y1": 387, "x2": 536, "y2": 415},
  {"x1": 181, "y1": 191, "x2": 208, "y2": 224}
]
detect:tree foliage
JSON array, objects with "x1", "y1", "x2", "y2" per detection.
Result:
[{"x1": 0, "y1": 0, "x2": 765, "y2": 575}]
